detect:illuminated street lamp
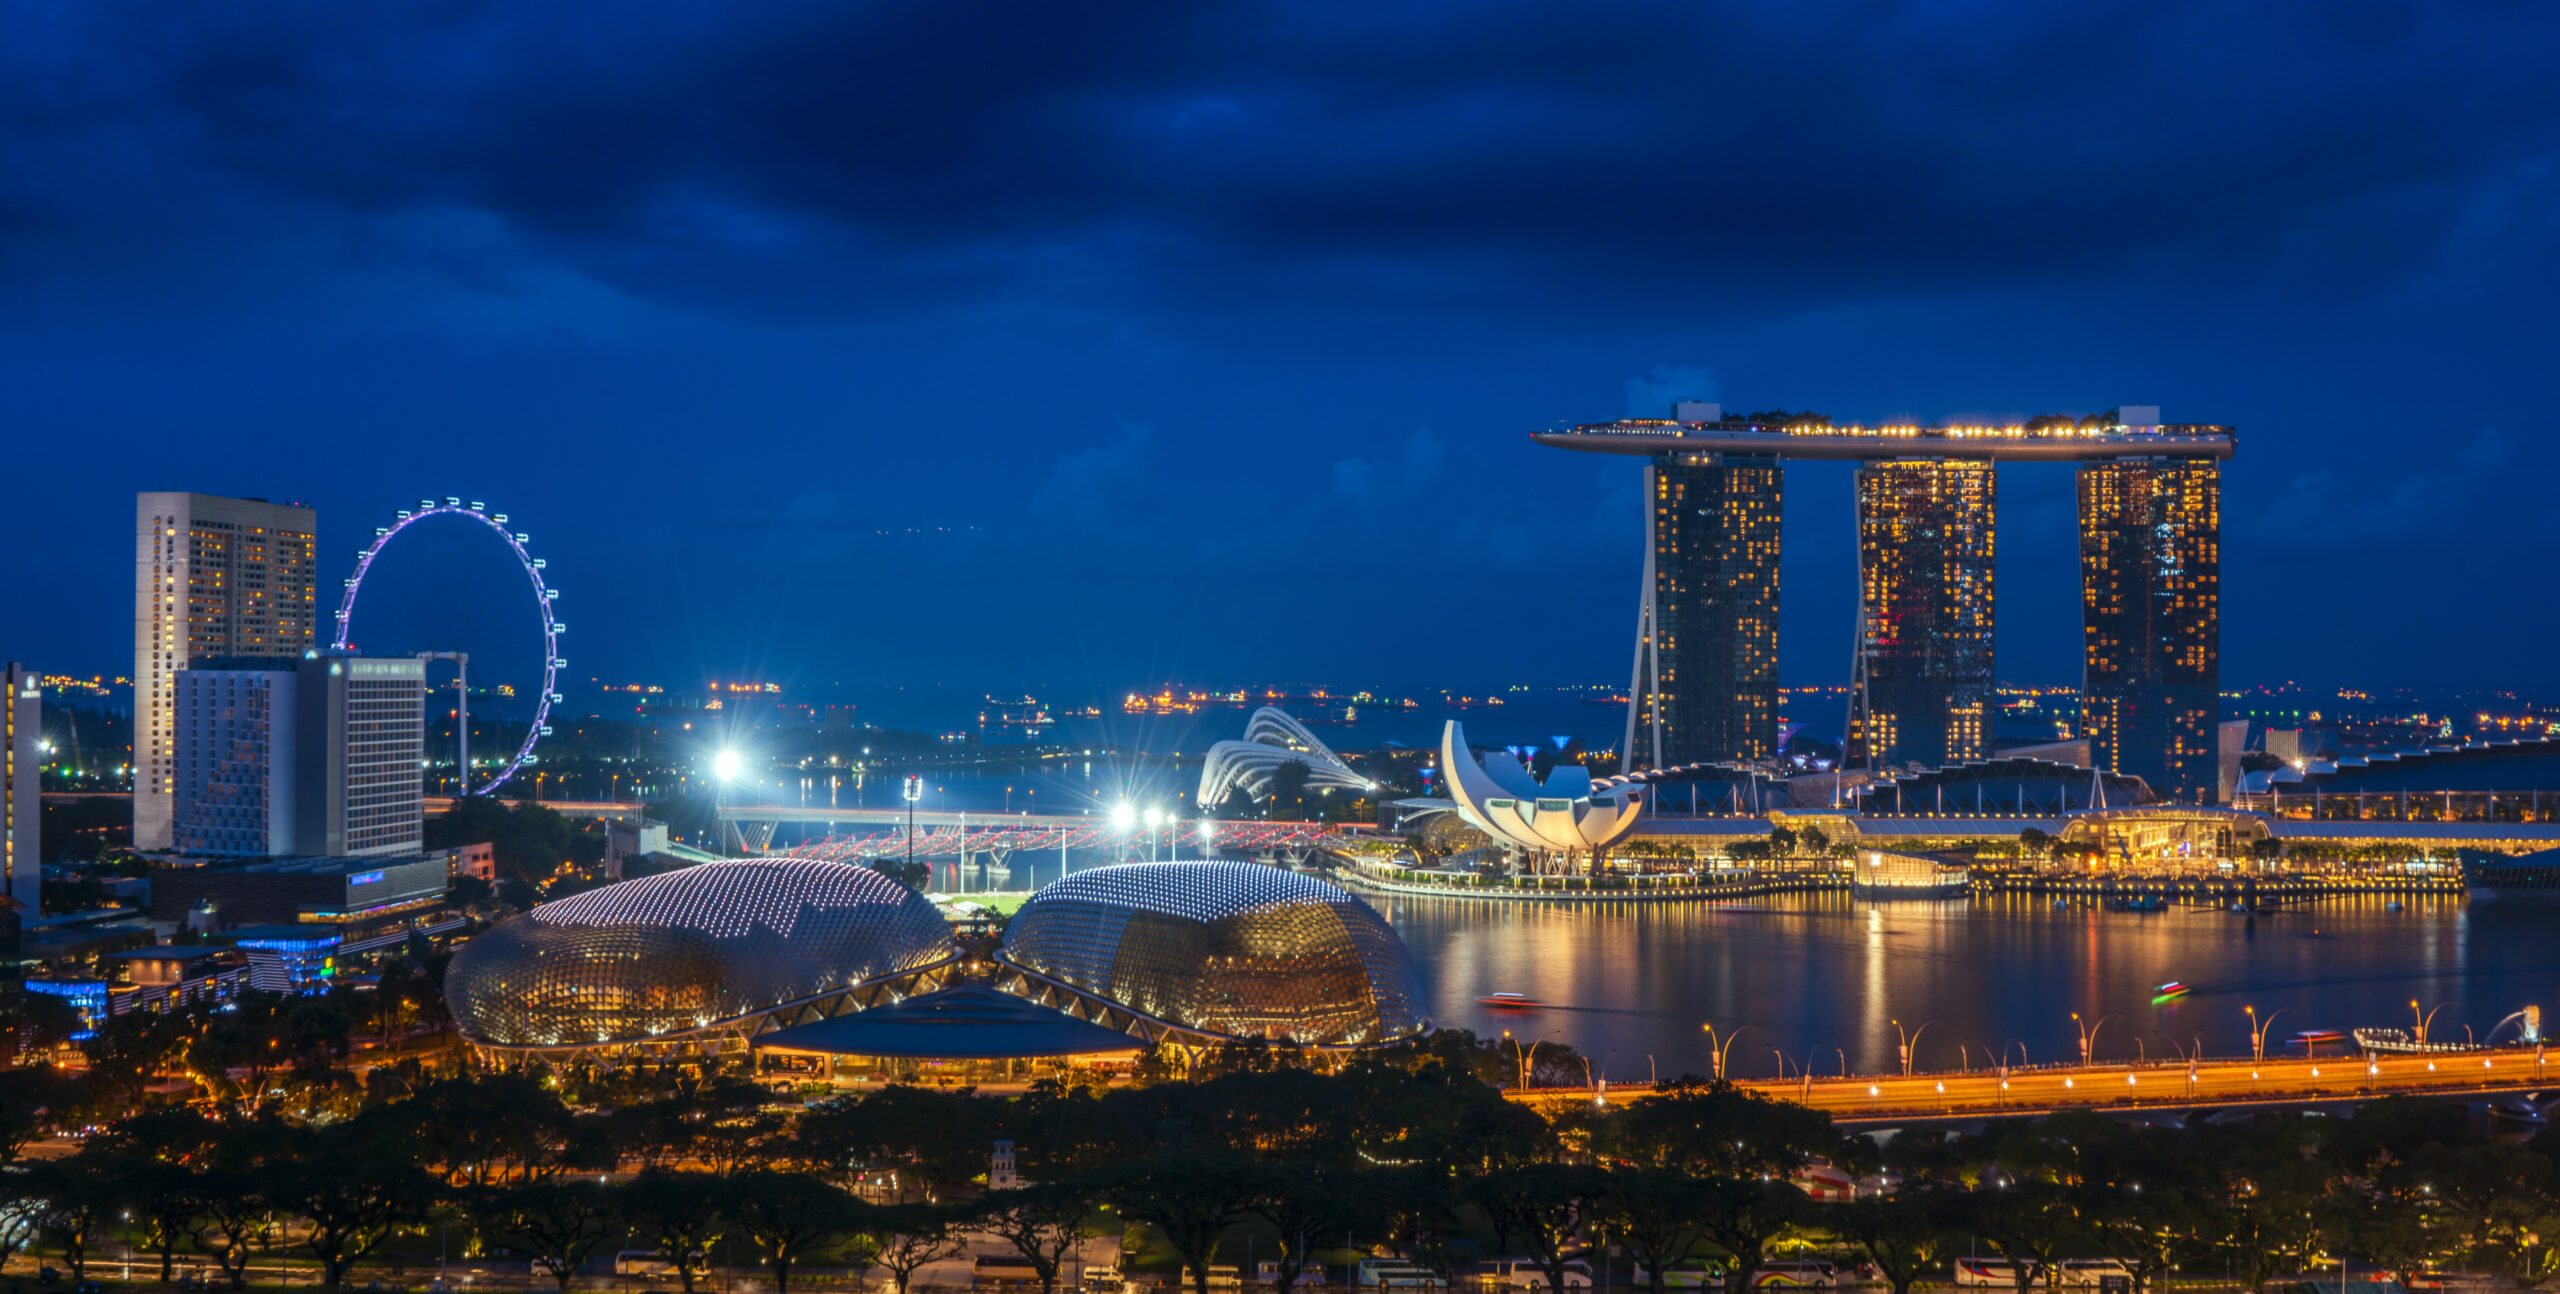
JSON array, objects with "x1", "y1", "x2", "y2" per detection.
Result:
[
  {"x1": 1701, "y1": 1022, "x2": 1753, "y2": 1082},
  {"x1": 2245, "y1": 1005, "x2": 2288, "y2": 1062},
  {"x1": 1501, "y1": 1028, "x2": 1558, "y2": 1090},
  {"x1": 1892, "y1": 1018, "x2": 1936, "y2": 1076},
  {"x1": 904, "y1": 775, "x2": 924, "y2": 887},
  {"x1": 2071, "y1": 1012, "x2": 2118, "y2": 1067},
  {"x1": 1144, "y1": 806, "x2": 1165, "y2": 862},
  {"x1": 2412, "y1": 998, "x2": 2454, "y2": 1046}
]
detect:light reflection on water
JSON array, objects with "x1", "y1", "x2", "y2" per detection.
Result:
[{"x1": 1382, "y1": 892, "x2": 2556, "y2": 1082}]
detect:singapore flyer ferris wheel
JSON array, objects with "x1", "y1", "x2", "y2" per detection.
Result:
[{"x1": 334, "y1": 497, "x2": 563, "y2": 796}]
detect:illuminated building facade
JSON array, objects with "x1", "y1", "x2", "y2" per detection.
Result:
[
  {"x1": 1195, "y1": 707, "x2": 1371, "y2": 808},
  {"x1": 1443, "y1": 721, "x2": 1648, "y2": 860},
  {"x1": 1850, "y1": 460, "x2": 1994, "y2": 769},
  {"x1": 3, "y1": 664, "x2": 35, "y2": 917},
  {"x1": 1000, "y1": 861, "x2": 1425, "y2": 1046},
  {"x1": 296, "y1": 654, "x2": 424, "y2": 857},
  {"x1": 174, "y1": 661, "x2": 297, "y2": 857},
  {"x1": 2079, "y1": 458, "x2": 2220, "y2": 802},
  {"x1": 151, "y1": 849, "x2": 463, "y2": 927},
  {"x1": 447, "y1": 859, "x2": 958, "y2": 1050},
  {"x1": 135, "y1": 494, "x2": 318, "y2": 850},
  {"x1": 1540, "y1": 406, "x2": 2230, "y2": 796},
  {"x1": 173, "y1": 653, "x2": 423, "y2": 858},
  {"x1": 1627, "y1": 448, "x2": 1781, "y2": 768}
]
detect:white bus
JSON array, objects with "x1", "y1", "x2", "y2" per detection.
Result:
[
  {"x1": 2049, "y1": 1261, "x2": 2134, "y2": 1289},
  {"x1": 1951, "y1": 1259, "x2": 2132, "y2": 1290},
  {"x1": 1256, "y1": 1262, "x2": 1330, "y2": 1286},
  {"x1": 615, "y1": 1252, "x2": 685, "y2": 1278},
  {"x1": 1952, "y1": 1260, "x2": 2025, "y2": 1288},
  {"x1": 1359, "y1": 1260, "x2": 1449, "y2": 1289},
  {"x1": 1745, "y1": 1263, "x2": 1838, "y2": 1291},
  {"x1": 1468, "y1": 1259, "x2": 1593, "y2": 1290}
]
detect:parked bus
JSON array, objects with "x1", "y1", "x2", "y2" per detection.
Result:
[
  {"x1": 2049, "y1": 1261, "x2": 2134, "y2": 1289},
  {"x1": 1682, "y1": 1261, "x2": 1840, "y2": 1292},
  {"x1": 1359, "y1": 1260, "x2": 1449, "y2": 1289},
  {"x1": 976, "y1": 1255, "x2": 1045, "y2": 1286},
  {"x1": 1746, "y1": 1262, "x2": 1839, "y2": 1290},
  {"x1": 1467, "y1": 1259, "x2": 1593, "y2": 1290},
  {"x1": 1953, "y1": 1260, "x2": 2026, "y2": 1288},
  {"x1": 616, "y1": 1252, "x2": 690, "y2": 1278},
  {"x1": 1256, "y1": 1262, "x2": 1330, "y2": 1286}
]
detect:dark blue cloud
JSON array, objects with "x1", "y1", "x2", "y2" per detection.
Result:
[{"x1": 2, "y1": 0, "x2": 2558, "y2": 699}]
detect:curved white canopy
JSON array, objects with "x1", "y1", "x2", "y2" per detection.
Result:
[
  {"x1": 1439, "y1": 720, "x2": 1646, "y2": 853},
  {"x1": 1195, "y1": 706, "x2": 1372, "y2": 808}
]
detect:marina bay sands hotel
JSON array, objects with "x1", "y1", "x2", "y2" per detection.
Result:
[{"x1": 1537, "y1": 403, "x2": 2229, "y2": 802}]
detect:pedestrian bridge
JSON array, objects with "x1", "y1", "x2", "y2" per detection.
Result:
[{"x1": 714, "y1": 803, "x2": 1376, "y2": 876}]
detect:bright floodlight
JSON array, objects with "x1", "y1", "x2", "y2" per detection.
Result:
[
  {"x1": 1144, "y1": 806, "x2": 1165, "y2": 829},
  {"x1": 1198, "y1": 821, "x2": 1216, "y2": 842},
  {"x1": 713, "y1": 750, "x2": 743, "y2": 781},
  {"x1": 1110, "y1": 803, "x2": 1137, "y2": 832}
]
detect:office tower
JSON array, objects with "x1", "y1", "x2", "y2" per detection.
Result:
[
  {"x1": 295, "y1": 653, "x2": 424, "y2": 857},
  {"x1": 173, "y1": 660, "x2": 299, "y2": 857},
  {"x1": 1848, "y1": 460, "x2": 1995, "y2": 769},
  {"x1": 1626, "y1": 452, "x2": 1781, "y2": 769},
  {"x1": 3, "y1": 664, "x2": 37, "y2": 917},
  {"x1": 171, "y1": 653, "x2": 423, "y2": 859},
  {"x1": 2079, "y1": 458, "x2": 2221, "y2": 802},
  {"x1": 135, "y1": 494, "x2": 318, "y2": 850}
]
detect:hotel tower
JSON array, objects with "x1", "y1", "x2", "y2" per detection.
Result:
[{"x1": 135, "y1": 493, "x2": 318, "y2": 850}]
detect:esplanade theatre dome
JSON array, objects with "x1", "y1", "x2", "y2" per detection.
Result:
[
  {"x1": 1000, "y1": 861, "x2": 1425, "y2": 1045},
  {"x1": 447, "y1": 859, "x2": 956, "y2": 1048}
]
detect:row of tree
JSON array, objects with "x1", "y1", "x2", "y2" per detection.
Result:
[{"x1": 11, "y1": 1014, "x2": 2560, "y2": 1294}]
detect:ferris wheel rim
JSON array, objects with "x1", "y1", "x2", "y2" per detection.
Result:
[{"x1": 332, "y1": 500, "x2": 559, "y2": 797}]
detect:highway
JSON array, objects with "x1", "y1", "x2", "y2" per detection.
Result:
[{"x1": 1514, "y1": 1049, "x2": 2557, "y2": 1124}]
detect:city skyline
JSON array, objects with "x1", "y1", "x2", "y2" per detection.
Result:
[
  {"x1": 14, "y1": 12, "x2": 2560, "y2": 1278},
  {"x1": 3, "y1": 6, "x2": 2559, "y2": 695}
]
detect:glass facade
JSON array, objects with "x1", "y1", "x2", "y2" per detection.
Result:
[
  {"x1": 1850, "y1": 460, "x2": 1994, "y2": 770},
  {"x1": 446, "y1": 859, "x2": 956, "y2": 1047},
  {"x1": 1643, "y1": 453, "x2": 1781, "y2": 766},
  {"x1": 230, "y1": 926, "x2": 344, "y2": 993},
  {"x1": 2079, "y1": 458, "x2": 2221, "y2": 802},
  {"x1": 1001, "y1": 861, "x2": 1425, "y2": 1045}
]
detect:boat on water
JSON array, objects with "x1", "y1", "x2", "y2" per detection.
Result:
[
  {"x1": 2286, "y1": 1029, "x2": 2351, "y2": 1057},
  {"x1": 2464, "y1": 848, "x2": 2560, "y2": 905},
  {"x1": 2152, "y1": 981, "x2": 2191, "y2": 1001},
  {"x1": 1852, "y1": 850, "x2": 1970, "y2": 899},
  {"x1": 2350, "y1": 1027, "x2": 2492, "y2": 1055},
  {"x1": 1478, "y1": 993, "x2": 1543, "y2": 1010},
  {"x1": 2109, "y1": 894, "x2": 2170, "y2": 913},
  {"x1": 2356, "y1": 1007, "x2": 2543, "y2": 1056}
]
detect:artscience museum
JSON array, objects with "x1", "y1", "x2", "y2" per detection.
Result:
[{"x1": 1439, "y1": 720, "x2": 1648, "y2": 867}]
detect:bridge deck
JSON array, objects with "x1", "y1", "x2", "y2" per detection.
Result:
[{"x1": 1510, "y1": 1050, "x2": 2556, "y2": 1123}]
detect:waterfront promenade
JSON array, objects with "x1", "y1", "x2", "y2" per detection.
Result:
[
  {"x1": 1341, "y1": 855, "x2": 2463, "y2": 904},
  {"x1": 1510, "y1": 1048, "x2": 2555, "y2": 1125}
]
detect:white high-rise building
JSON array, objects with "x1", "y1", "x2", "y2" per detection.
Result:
[
  {"x1": 135, "y1": 494, "x2": 318, "y2": 850},
  {"x1": 297, "y1": 654, "x2": 424, "y2": 858},
  {"x1": 3, "y1": 663, "x2": 38, "y2": 918}
]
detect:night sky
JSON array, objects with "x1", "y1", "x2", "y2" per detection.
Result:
[{"x1": 5, "y1": 2, "x2": 2557, "y2": 703}]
